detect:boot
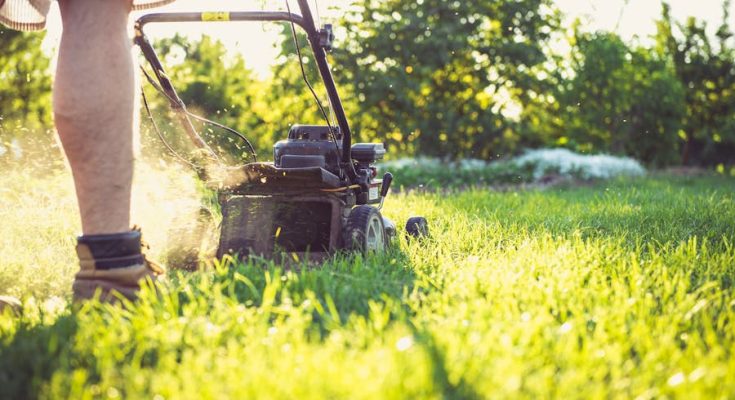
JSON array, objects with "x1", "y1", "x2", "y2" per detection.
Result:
[{"x1": 72, "y1": 228, "x2": 164, "y2": 302}]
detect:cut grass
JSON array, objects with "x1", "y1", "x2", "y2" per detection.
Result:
[{"x1": 1, "y1": 169, "x2": 734, "y2": 399}]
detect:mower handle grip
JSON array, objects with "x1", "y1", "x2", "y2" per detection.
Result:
[
  {"x1": 381, "y1": 172, "x2": 393, "y2": 197},
  {"x1": 136, "y1": 11, "x2": 306, "y2": 31}
]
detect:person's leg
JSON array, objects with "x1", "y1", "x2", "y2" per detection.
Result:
[
  {"x1": 54, "y1": 0, "x2": 134, "y2": 235},
  {"x1": 54, "y1": 0, "x2": 162, "y2": 301}
]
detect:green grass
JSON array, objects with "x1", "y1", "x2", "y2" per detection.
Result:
[{"x1": 1, "y1": 169, "x2": 734, "y2": 399}]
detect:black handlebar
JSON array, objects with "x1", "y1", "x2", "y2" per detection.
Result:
[{"x1": 133, "y1": 2, "x2": 357, "y2": 179}]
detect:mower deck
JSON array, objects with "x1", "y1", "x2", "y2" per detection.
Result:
[{"x1": 217, "y1": 192, "x2": 347, "y2": 262}]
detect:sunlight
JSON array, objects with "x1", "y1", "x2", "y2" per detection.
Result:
[
  {"x1": 557, "y1": 0, "x2": 731, "y2": 43},
  {"x1": 40, "y1": 0, "x2": 732, "y2": 78},
  {"x1": 3, "y1": 0, "x2": 735, "y2": 396},
  {"x1": 42, "y1": 0, "x2": 348, "y2": 77}
]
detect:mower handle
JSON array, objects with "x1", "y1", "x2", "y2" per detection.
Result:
[
  {"x1": 136, "y1": 11, "x2": 306, "y2": 30},
  {"x1": 134, "y1": 1, "x2": 358, "y2": 180}
]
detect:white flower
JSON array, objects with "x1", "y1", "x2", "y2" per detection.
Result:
[
  {"x1": 456, "y1": 158, "x2": 487, "y2": 171},
  {"x1": 513, "y1": 148, "x2": 646, "y2": 180}
]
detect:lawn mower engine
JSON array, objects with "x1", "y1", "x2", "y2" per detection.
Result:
[{"x1": 216, "y1": 125, "x2": 398, "y2": 261}]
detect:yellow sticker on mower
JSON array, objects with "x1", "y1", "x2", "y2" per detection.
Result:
[{"x1": 201, "y1": 12, "x2": 230, "y2": 22}]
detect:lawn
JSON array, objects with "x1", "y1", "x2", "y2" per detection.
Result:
[{"x1": 1, "y1": 166, "x2": 734, "y2": 399}]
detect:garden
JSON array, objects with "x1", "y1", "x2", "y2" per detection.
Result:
[{"x1": 1, "y1": 0, "x2": 734, "y2": 398}]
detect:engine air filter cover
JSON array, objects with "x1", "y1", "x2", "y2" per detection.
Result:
[{"x1": 351, "y1": 143, "x2": 385, "y2": 164}]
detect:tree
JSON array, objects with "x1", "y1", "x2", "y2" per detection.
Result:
[
  {"x1": 142, "y1": 30, "x2": 336, "y2": 165},
  {"x1": 547, "y1": 30, "x2": 685, "y2": 165},
  {"x1": 258, "y1": 25, "x2": 335, "y2": 147},
  {"x1": 330, "y1": 0, "x2": 560, "y2": 159},
  {"x1": 141, "y1": 34, "x2": 270, "y2": 164},
  {"x1": 0, "y1": 27, "x2": 53, "y2": 162},
  {"x1": 656, "y1": 1, "x2": 735, "y2": 165}
]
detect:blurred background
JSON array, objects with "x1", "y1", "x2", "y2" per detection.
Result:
[{"x1": 2, "y1": 0, "x2": 734, "y2": 171}]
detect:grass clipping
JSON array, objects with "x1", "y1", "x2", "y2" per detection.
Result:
[{"x1": 0, "y1": 162, "x2": 216, "y2": 299}]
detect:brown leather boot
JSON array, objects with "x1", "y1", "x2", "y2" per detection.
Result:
[{"x1": 72, "y1": 228, "x2": 164, "y2": 303}]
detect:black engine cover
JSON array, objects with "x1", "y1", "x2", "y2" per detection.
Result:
[{"x1": 273, "y1": 125, "x2": 342, "y2": 175}]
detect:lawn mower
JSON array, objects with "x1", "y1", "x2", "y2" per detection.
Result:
[{"x1": 133, "y1": 0, "x2": 428, "y2": 262}]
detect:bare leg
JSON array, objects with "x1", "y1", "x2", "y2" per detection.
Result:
[{"x1": 54, "y1": 0, "x2": 134, "y2": 235}]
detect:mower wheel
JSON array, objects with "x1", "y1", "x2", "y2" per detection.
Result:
[
  {"x1": 344, "y1": 205, "x2": 386, "y2": 253},
  {"x1": 405, "y1": 216, "x2": 429, "y2": 239}
]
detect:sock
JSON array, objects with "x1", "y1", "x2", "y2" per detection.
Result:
[{"x1": 76, "y1": 230, "x2": 145, "y2": 270}]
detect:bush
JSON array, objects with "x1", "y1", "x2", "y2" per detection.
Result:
[
  {"x1": 379, "y1": 157, "x2": 536, "y2": 188},
  {"x1": 380, "y1": 148, "x2": 646, "y2": 188}
]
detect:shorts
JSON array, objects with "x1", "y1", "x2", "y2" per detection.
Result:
[{"x1": 0, "y1": 0, "x2": 176, "y2": 31}]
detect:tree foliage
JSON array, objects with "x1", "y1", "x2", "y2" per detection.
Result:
[
  {"x1": 260, "y1": 25, "x2": 335, "y2": 144},
  {"x1": 141, "y1": 34, "x2": 270, "y2": 164},
  {"x1": 331, "y1": 0, "x2": 560, "y2": 159},
  {"x1": 2, "y1": 0, "x2": 734, "y2": 168},
  {"x1": 542, "y1": 30, "x2": 685, "y2": 166},
  {"x1": 143, "y1": 29, "x2": 333, "y2": 163},
  {"x1": 0, "y1": 27, "x2": 53, "y2": 161},
  {"x1": 656, "y1": 1, "x2": 735, "y2": 165}
]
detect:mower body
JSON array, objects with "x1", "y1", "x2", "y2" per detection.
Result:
[{"x1": 216, "y1": 125, "x2": 392, "y2": 260}]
